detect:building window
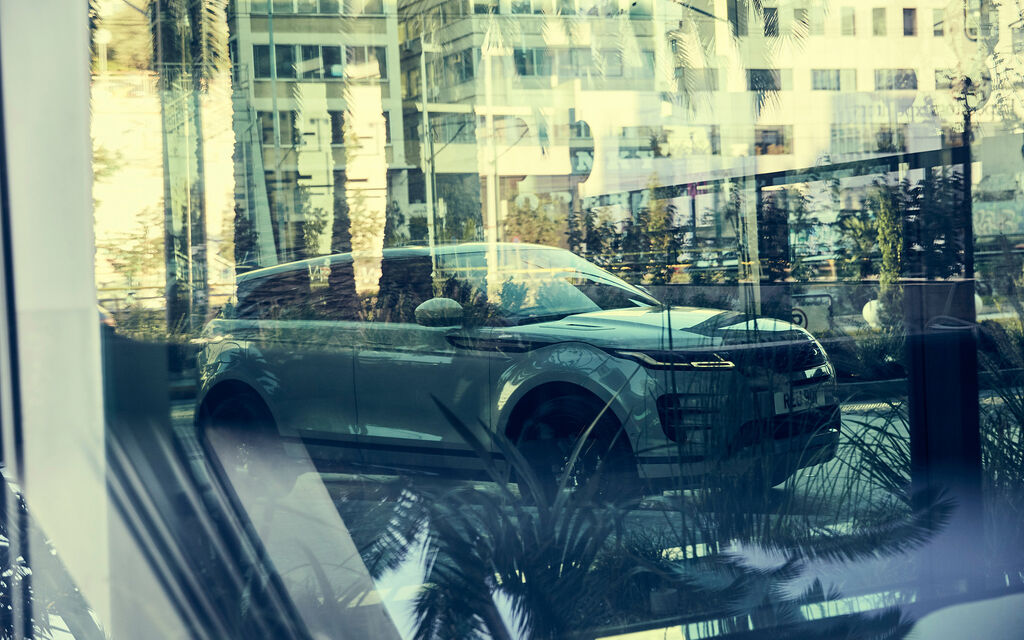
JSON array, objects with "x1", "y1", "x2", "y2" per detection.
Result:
[
  {"x1": 808, "y1": 6, "x2": 825, "y2": 35},
  {"x1": 253, "y1": 45, "x2": 272, "y2": 78},
  {"x1": 346, "y1": 46, "x2": 387, "y2": 79},
  {"x1": 296, "y1": 0, "x2": 317, "y2": 13},
  {"x1": 872, "y1": 8, "x2": 886, "y2": 35},
  {"x1": 515, "y1": 48, "x2": 553, "y2": 76},
  {"x1": 474, "y1": 0, "x2": 498, "y2": 14},
  {"x1": 793, "y1": 8, "x2": 808, "y2": 34},
  {"x1": 258, "y1": 110, "x2": 274, "y2": 145},
  {"x1": 812, "y1": 68, "x2": 856, "y2": 91},
  {"x1": 728, "y1": 0, "x2": 748, "y2": 37},
  {"x1": 933, "y1": 8, "x2": 944, "y2": 36},
  {"x1": 811, "y1": 69, "x2": 840, "y2": 91},
  {"x1": 300, "y1": 45, "x2": 321, "y2": 79},
  {"x1": 511, "y1": 0, "x2": 531, "y2": 13},
  {"x1": 875, "y1": 68, "x2": 917, "y2": 90},
  {"x1": 253, "y1": 45, "x2": 298, "y2": 79},
  {"x1": 903, "y1": 8, "x2": 917, "y2": 36},
  {"x1": 321, "y1": 0, "x2": 341, "y2": 11},
  {"x1": 276, "y1": 44, "x2": 296, "y2": 78},
  {"x1": 754, "y1": 126, "x2": 792, "y2": 155},
  {"x1": 748, "y1": 68, "x2": 782, "y2": 92},
  {"x1": 322, "y1": 46, "x2": 343, "y2": 77},
  {"x1": 841, "y1": 7, "x2": 856, "y2": 35},
  {"x1": 329, "y1": 111, "x2": 345, "y2": 145},
  {"x1": 763, "y1": 7, "x2": 779, "y2": 37},
  {"x1": 258, "y1": 111, "x2": 300, "y2": 145},
  {"x1": 444, "y1": 49, "x2": 475, "y2": 84},
  {"x1": 272, "y1": 0, "x2": 294, "y2": 12}
]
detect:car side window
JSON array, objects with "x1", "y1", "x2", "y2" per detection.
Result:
[
  {"x1": 435, "y1": 252, "x2": 497, "y2": 326},
  {"x1": 312, "y1": 259, "x2": 361, "y2": 321},
  {"x1": 234, "y1": 269, "x2": 312, "y2": 320},
  {"x1": 371, "y1": 256, "x2": 434, "y2": 323}
]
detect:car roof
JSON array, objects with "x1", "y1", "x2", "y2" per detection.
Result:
[{"x1": 235, "y1": 242, "x2": 563, "y2": 285}]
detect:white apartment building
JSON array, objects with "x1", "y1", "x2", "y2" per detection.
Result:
[
  {"x1": 397, "y1": 0, "x2": 1024, "y2": 255},
  {"x1": 227, "y1": 0, "x2": 412, "y2": 266}
]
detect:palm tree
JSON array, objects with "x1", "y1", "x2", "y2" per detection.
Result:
[{"x1": 148, "y1": 0, "x2": 229, "y2": 339}]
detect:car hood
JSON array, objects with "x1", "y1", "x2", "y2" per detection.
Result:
[{"x1": 495, "y1": 306, "x2": 810, "y2": 352}]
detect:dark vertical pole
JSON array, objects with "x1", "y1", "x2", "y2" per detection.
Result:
[
  {"x1": 906, "y1": 80, "x2": 983, "y2": 596},
  {"x1": 0, "y1": 36, "x2": 32, "y2": 637}
]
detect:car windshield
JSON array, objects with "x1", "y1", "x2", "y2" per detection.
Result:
[{"x1": 438, "y1": 246, "x2": 660, "y2": 325}]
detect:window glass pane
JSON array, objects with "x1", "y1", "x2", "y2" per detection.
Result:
[
  {"x1": 322, "y1": 45, "x2": 342, "y2": 77},
  {"x1": 253, "y1": 44, "x2": 271, "y2": 77},
  {"x1": 903, "y1": 8, "x2": 917, "y2": 36},
  {"x1": 373, "y1": 46, "x2": 387, "y2": 78},
  {"x1": 727, "y1": 0, "x2": 748, "y2": 36},
  {"x1": 792, "y1": 8, "x2": 808, "y2": 34},
  {"x1": 808, "y1": 6, "x2": 825, "y2": 34},
  {"x1": 763, "y1": 7, "x2": 778, "y2": 37},
  {"x1": 300, "y1": 45, "x2": 321, "y2": 78},
  {"x1": 933, "y1": 8, "x2": 945, "y2": 35},
  {"x1": 873, "y1": 7, "x2": 886, "y2": 36},
  {"x1": 275, "y1": 44, "x2": 296, "y2": 78},
  {"x1": 748, "y1": 68, "x2": 781, "y2": 91},
  {"x1": 841, "y1": 6, "x2": 856, "y2": 35},
  {"x1": 811, "y1": 68, "x2": 840, "y2": 91}
]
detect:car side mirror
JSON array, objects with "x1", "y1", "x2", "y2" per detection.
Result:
[{"x1": 415, "y1": 297, "x2": 464, "y2": 328}]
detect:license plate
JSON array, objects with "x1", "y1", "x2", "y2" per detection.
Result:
[{"x1": 774, "y1": 386, "x2": 823, "y2": 414}]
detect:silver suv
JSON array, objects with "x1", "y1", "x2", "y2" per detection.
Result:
[{"x1": 196, "y1": 243, "x2": 839, "y2": 495}]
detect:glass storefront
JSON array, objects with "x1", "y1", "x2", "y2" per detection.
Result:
[{"x1": 1, "y1": 0, "x2": 1024, "y2": 637}]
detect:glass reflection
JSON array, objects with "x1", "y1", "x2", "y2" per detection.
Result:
[{"x1": 81, "y1": 0, "x2": 1024, "y2": 637}]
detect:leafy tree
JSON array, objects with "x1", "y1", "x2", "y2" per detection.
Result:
[
  {"x1": 147, "y1": 0, "x2": 230, "y2": 335},
  {"x1": 383, "y1": 200, "x2": 410, "y2": 247},
  {"x1": 874, "y1": 182, "x2": 904, "y2": 330},
  {"x1": 835, "y1": 204, "x2": 879, "y2": 281},
  {"x1": 436, "y1": 174, "x2": 483, "y2": 243},
  {"x1": 502, "y1": 196, "x2": 564, "y2": 246}
]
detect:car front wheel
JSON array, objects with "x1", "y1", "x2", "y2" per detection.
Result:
[{"x1": 515, "y1": 395, "x2": 642, "y2": 503}]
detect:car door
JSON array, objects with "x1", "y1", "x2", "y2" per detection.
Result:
[
  {"x1": 352, "y1": 253, "x2": 493, "y2": 476},
  {"x1": 236, "y1": 260, "x2": 360, "y2": 453}
]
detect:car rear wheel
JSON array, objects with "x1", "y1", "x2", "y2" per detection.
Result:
[{"x1": 515, "y1": 395, "x2": 642, "y2": 504}]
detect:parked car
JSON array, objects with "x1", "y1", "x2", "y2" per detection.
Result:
[{"x1": 196, "y1": 243, "x2": 839, "y2": 497}]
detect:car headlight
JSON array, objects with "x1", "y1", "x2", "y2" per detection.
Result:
[{"x1": 610, "y1": 349, "x2": 736, "y2": 370}]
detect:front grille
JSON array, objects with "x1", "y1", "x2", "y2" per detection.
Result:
[
  {"x1": 657, "y1": 394, "x2": 724, "y2": 442},
  {"x1": 734, "y1": 404, "x2": 841, "y2": 449}
]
